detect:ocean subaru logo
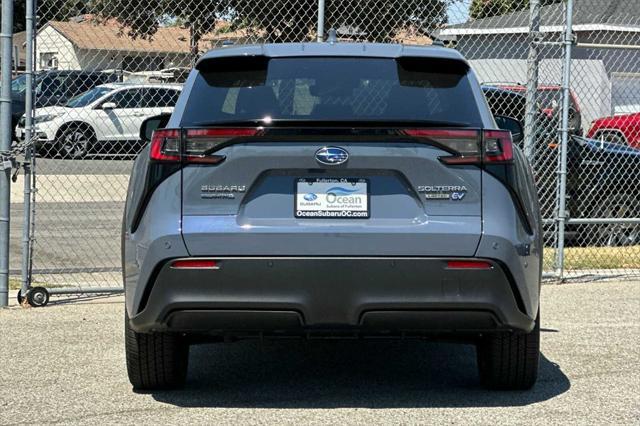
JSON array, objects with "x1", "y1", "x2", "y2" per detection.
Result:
[
  {"x1": 303, "y1": 193, "x2": 318, "y2": 201},
  {"x1": 325, "y1": 186, "x2": 362, "y2": 204},
  {"x1": 326, "y1": 186, "x2": 359, "y2": 195},
  {"x1": 315, "y1": 147, "x2": 349, "y2": 165}
]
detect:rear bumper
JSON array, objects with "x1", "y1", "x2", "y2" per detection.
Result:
[
  {"x1": 15, "y1": 125, "x2": 55, "y2": 144},
  {"x1": 129, "y1": 257, "x2": 536, "y2": 335}
]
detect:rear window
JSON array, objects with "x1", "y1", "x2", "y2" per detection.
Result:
[{"x1": 181, "y1": 57, "x2": 483, "y2": 126}]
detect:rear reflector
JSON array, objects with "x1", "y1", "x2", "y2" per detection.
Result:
[
  {"x1": 151, "y1": 128, "x2": 260, "y2": 163},
  {"x1": 170, "y1": 259, "x2": 220, "y2": 269},
  {"x1": 446, "y1": 260, "x2": 493, "y2": 270}
]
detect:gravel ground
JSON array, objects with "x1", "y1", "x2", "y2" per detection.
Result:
[{"x1": 0, "y1": 280, "x2": 639, "y2": 425}]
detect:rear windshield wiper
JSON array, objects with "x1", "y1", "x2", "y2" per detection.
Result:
[{"x1": 188, "y1": 119, "x2": 471, "y2": 128}]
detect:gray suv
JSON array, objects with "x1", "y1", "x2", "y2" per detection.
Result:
[{"x1": 123, "y1": 43, "x2": 542, "y2": 391}]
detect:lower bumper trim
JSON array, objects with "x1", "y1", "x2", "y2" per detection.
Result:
[
  {"x1": 360, "y1": 310, "x2": 499, "y2": 331},
  {"x1": 159, "y1": 308, "x2": 513, "y2": 335},
  {"x1": 167, "y1": 310, "x2": 303, "y2": 331}
]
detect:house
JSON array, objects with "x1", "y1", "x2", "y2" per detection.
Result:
[
  {"x1": 34, "y1": 16, "x2": 261, "y2": 73},
  {"x1": 437, "y1": 0, "x2": 640, "y2": 124},
  {"x1": 0, "y1": 31, "x2": 27, "y2": 73}
]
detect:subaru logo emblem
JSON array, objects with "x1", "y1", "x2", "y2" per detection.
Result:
[{"x1": 315, "y1": 147, "x2": 349, "y2": 165}]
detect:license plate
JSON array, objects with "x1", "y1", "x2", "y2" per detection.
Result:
[{"x1": 295, "y1": 177, "x2": 369, "y2": 219}]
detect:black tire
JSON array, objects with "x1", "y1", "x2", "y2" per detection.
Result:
[
  {"x1": 577, "y1": 194, "x2": 640, "y2": 247},
  {"x1": 476, "y1": 314, "x2": 540, "y2": 390},
  {"x1": 57, "y1": 124, "x2": 95, "y2": 159},
  {"x1": 125, "y1": 312, "x2": 189, "y2": 390},
  {"x1": 27, "y1": 287, "x2": 50, "y2": 307}
]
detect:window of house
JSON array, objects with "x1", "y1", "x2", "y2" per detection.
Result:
[{"x1": 39, "y1": 52, "x2": 58, "y2": 69}]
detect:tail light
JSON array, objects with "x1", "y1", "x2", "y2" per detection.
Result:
[
  {"x1": 403, "y1": 129, "x2": 513, "y2": 165},
  {"x1": 483, "y1": 130, "x2": 514, "y2": 163},
  {"x1": 150, "y1": 129, "x2": 180, "y2": 162},
  {"x1": 541, "y1": 108, "x2": 554, "y2": 117},
  {"x1": 405, "y1": 128, "x2": 532, "y2": 235},
  {"x1": 151, "y1": 128, "x2": 260, "y2": 164}
]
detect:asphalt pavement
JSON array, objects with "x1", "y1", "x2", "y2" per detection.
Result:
[
  {"x1": 0, "y1": 280, "x2": 638, "y2": 425},
  {"x1": 33, "y1": 156, "x2": 135, "y2": 175}
]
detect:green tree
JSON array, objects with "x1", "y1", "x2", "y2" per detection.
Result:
[
  {"x1": 325, "y1": 0, "x2": 452, "y2": 42},
  {"x1": 4, "y1": 0, "x2": 87, "y2": 33},
  {"x1": 470, "y1": 0, "x2": 562, "y2": 20},
  {"x1": 228, "y1": 0, "x2": 317, "y2": 42},
  {"x1": 91, "y1": 0, "x2": 226, "y2": 60},
  {"x1": 92, "y1": 0, "x2": 453, "y2": 61},
  {"x1": 229, "y1": 0, "x2": 453, "y2": 42}
]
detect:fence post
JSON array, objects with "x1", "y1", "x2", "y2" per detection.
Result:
[
  {"x1": 20, "y1": 0, "x2": 36, "y2": 301},
  {"x1": 0, "y1": 0, "x2": 14, "y2": 307},
  {"x1": 524, "y1": 0, "x2": 540, "y2": 160},
  {"x1": 317, "y1": 0, "x2": 326, "y2": 42},
  {"x1": 555, "y1": 0, "x2": 575, "y2": 279}
]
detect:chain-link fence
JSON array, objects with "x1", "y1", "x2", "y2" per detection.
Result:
[{"x1": 7, "y1": 0, "x2": 640, "y2": 302}]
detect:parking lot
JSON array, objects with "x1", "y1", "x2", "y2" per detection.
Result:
[{"x1": 0, "y1": 279, "x2": 638, "y2": 425}]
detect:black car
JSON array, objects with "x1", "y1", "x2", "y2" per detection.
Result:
[
  {"x1": 10, "y1": 70, "x2": 121, "y2": 140},
  {"x1": 567, "y1": 137, "x2": 640, "y2": 246},
  {"x1": 483, "y1": 86, "x2": 639, "y2": 247}
]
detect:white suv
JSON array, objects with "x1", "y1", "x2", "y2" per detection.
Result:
[{"x1": 17, "y1": 83, "x2": 182, "y2": 158}]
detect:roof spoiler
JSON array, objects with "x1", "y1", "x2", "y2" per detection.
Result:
[
  {"x1": 196, "y1": 54, "x2": 269, "y2": 72},
  {"x1": 195, "y1": 43, "x2": 470, "y2": 74},
  {"x1": 196, "y1": 54, "x2": 468, "y2": 73}
]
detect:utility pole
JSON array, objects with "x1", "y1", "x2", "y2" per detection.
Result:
[
  {"x1": 0, "y1": 0, "x2": 14, "y2": 306},
  {"x1": 20, "y1": 0, "x2": 36, "y2": 301},
  {"x1": 524, "y1": 0, "x2": 541, "y2": 160},
  {"x1": 555, "y1": 0, "x2": 575, "y2": 279},
  {"x1": 317, "y1": 0, "x2": 326, "y2": 42}
]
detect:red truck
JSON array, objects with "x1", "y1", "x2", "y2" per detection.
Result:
[{"x1": 587, "y1": 112, "x2": 640, "y2": 148}]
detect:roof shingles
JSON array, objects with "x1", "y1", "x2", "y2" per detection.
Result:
[
  {"x1": 45, "y1": 19, "x2": 259, "y2": 54},
  {"x1": 49, "y1": 21, "x2": 193, "y2": 53}
]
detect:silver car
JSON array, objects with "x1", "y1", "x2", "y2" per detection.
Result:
[{"x1": 123, "y1": 42, "x2": 542, "y2": 391}]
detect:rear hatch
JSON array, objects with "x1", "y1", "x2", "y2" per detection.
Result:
[{"x1": 170, "y1": 55, "x2": 492, "y2": 256}]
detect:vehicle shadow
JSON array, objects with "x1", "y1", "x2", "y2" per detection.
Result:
[{"x1": 151, "y1": 338, "x2": 570, "y2": 408}]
